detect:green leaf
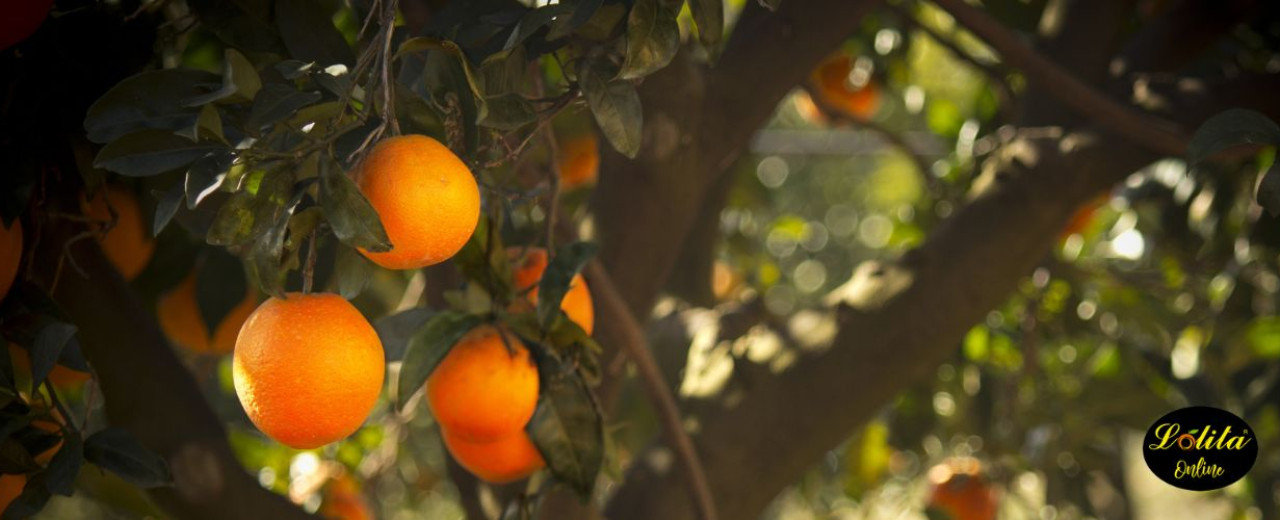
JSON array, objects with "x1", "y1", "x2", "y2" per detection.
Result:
[
  {"x1": 688, "y1": 0, "x2": 725, "y2": 51},
  {"x1": 274, "y1": 59, "x2": 314, "y2": 80},
  {"x1": 478, "y1": 46, "x2": 528, "y2": 97},
  {"x1": 1188, "y1": 109, "x2": 1280, "y2": 165},
  {"x1": 1254, "y1": 156, "x2": 1280, "y2": 216},
  {"x1": 195, "y1": 105, "x2": 226, "y2": 144},
  {"x1": 84, "y1": 69, "x2": 220, "y2": 143},
  {"x1": 537, "y1": 242, "x2": 598, "y2": 330},
  {"x1": 1245, "y1": 316, "x2": 1280, "y2": 359},
  {"x1": 94, "y1": 130, "x2": 225, "y2": 177},
  {"x1": 45, "y1": 434, "x2": 83, "y2": 497},
  {"x1": 247, "y1": 84, "x2": 323, "y2": 130},
  {"x1": 83, "y1": 428, "x2": 173, "y2": 488},
  {"x1": 619, "y1": 0, "x2": 681, "y2": 80},
  {"x1": 454, "y1": 215, "x2": 512, "y2": 297},
  {"x1": 334, "y1": 245, "x2": 375, "y2": 299},
  {"x1": 185, "y1": 152, "x2": 235, "y2": 210},
  {"x1": 206, "y1": 169, "x2": 292, "y2": 247},
  {"x1": 152, "y1": 184, "x2": 185, "y2": 236},
  {"x1": 527, "y1": 352, "x2": 604, "y2": 498},
  {"x1": 28, "y1": 321, "x2": 78, "y2": 394},
  {"x1": 393, "y1": 36, "x2": 443, "y2": 62},
  {"x1": 374, "y1": 307, "x2": 434, "y2": 361},
  {"x1": 479, "y1": 94, "x2": 537, "y2": 130},
  {"x1": 548, "y1": 0, "x2": 604, "y2": 40},
  {"x1": 195, "y1": 248, "x2": 248, "y2": 336},
  {"x1": 396, "y1": 312, "x2": 483, "y2": 411},
  {"x1": 182, "y1": 48, "x2": 262, "y2": 106},
  {"x1": 504, "y1": 4, "x2": 572, "y2": 51},
  {"x1": 319, "y1": 157, "x2": 392, "y2": 252},
  {"x1": 275, "y1": 0, "x2": 354, "y2": 67},
  {"x1": 579, "y1": 58, "x2": 642, "y2": 158}
]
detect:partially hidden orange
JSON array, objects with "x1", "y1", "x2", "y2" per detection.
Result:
[
  {"x1": 355, "y1": 135, "x2": 480, "y2": 270},
  {"x1": 441, "y1": 428, "x2": 545, "y2": 484},
  {"x1": 7, "y1": 343, "x2": 91, "y2": 389},
  {"x1": 426, "y1": 325, "x2": 539, "y2": 442},
  {"x1": 0, "y1": 474, "x2": 25, "y2": 513},
  {"x1": 926, "y1": 458, "x2": 998, "y2": 520},
  {"x1": 158, "y1": 273, "x2": 257, "y2": 355},
  {"x1": 318, "y1": 472, "x2": 374, "y2": 520},
  {"x1": 557, "y1": 134, "x2": 600, "y2": 189},
  {"x1": 0, "y1": 219, "x2": 21, "y2": 301},
  {"x1": 82, "y1": 185, "x2": 155, "y2": 280},
  {"x1": 509, "y1": 247, "x2": 594, "y2": 335},
  {"x1": 233, "y1": 293, "x2": 385, "y2": 449}
]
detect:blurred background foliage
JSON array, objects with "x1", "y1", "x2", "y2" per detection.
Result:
[{"x1": 14, "y1": 0, "x2": 1280, "y2": 518}]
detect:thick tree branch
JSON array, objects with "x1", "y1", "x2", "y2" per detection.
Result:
[
  {"x1": 930, "y1": 0, "x2": 1189, "y2": 155},
  {"x1": 1114, "y1": 0, "x2": 1260, "y2": 77},
  {"x1": 30, "y1": 207, "x2": 311, "y2": 520}
]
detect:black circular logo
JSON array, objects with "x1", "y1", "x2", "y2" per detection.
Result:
[{"x1": 1142, "y1": 406, "x2": 1257, "y2": 491}]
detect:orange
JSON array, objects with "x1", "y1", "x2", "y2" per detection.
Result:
[
  {"x1": 82, "y1": 185, "x2": 155, "y2": 280},
  {"x1": 0, "y1": 219, "x2": 21, "y2": 301},
  {"x1": 809, "y1": 53, "x2": 881, "y2": 121},
  {"x1": 441, "y1": 428, "x2": 545, "y2": 484},
  {"x1": 0, "y1": 474, "x2": 25, "y2": 513},
  {"x1": 232, "y1": 293, "x2": 385, "y2": 449},
  {"x1": 318, "y1": 472, "x2": 374, "y2": 520},
  {"x1": 557, "y1": 134, "x2": 600, "y2": 189},
  {"x1": 355, "y1": 135, "x2": 480, "y2": 270},
  {"x1": 509, "y1": 247, "x2": 594, "y2": 335},
  {"x1": 0, "y1": 0, "x2": 53, "y2": 50},
  {"x1": 712, "y1": 261, "x2": 743, "y2": 301},
  {"x1": 1059, "y1": 193, "x2": 1109, "y2": 239},
  {"x1": 926, "y1": 458, "x2": 998, "y2": 520},
  {"x1": 158, "y1": 273, "x2": 257, "y2": 355},
  {"x1": 426, "y1": 325, "x2": 538, "y2": 441},
  {"x1": 7, "y1": 343, "x2": 91, "y2": 389}
]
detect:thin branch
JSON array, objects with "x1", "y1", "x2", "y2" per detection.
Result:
[
  {"x1": 928, "y1": 0, "x2": 1189, "y2": 156},
  {"x1": 582, "y1": 260, "x2": 719, "y2": 520}
]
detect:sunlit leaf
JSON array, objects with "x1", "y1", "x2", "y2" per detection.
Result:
[
  {"x1": 319, "y1": 157, "x2": 392, "y2": 252},
  {"x1": 186, "y1": 151, "x2": 235, "y2": 209},
  {"x1": 619, "y1": 0, "x2": 681, "y2": 80},
  {"x1": 688, "y1": 0, "x2": 725, "y2": 51}
]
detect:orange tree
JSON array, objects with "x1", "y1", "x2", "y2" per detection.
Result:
[{"x1": 3, "y1": 0, "x2": 1280, "y2": 519}]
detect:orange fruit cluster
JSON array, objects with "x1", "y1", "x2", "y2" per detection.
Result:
[
  {"x1": 158, "y1": 273, "x2": 257, "y2": 355},
  {"x1": 427, "y1": 325, "x2": 545, "y2": 483},
  {"x1": 926, "y1": 458, "x2": 998, "y2": 520},
  {"x1": 509, "y1": 247, "x2": 595, "y2": 335},
  {"x1": 82, "y1": 185, "x2": 155, "y2": 280},
  {"x1": 233, "y1": 293, "x2": 384, "y2": 449},
  {"x1": 355, "y1": 135, "x2": 480, "y2": 270},
  {"x1": 557, "y1": 134, "x2": 600, "y2": 189},
  {"x1": 805, "y1": 53, "x2": 881, "y2": 122},
  {"x1": 1, "y1": 219, "x2": 22, "y2": 301}
]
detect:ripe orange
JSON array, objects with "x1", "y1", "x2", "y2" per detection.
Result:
[
  {"x1": 158, "y1": 273, "x2": 257, "y2": 355},
  {"x1": 0, "y1": 474, "x2": 25, "y2": 513},
  {"x1": 355, "y1": 135, "x2": 480, "y2": 270},
  {"x1": 441, "y1": 428, "x2": 545, "y2": 484},
  {"x1": 712, "y1": 260, "x2": 743, "y2": 301},
  {"x1": 926, "y1": 459, "x2": 998, "y2": 520},
  {"x1": 232, "y1": 293, "x2": 385, "y2": 449},
  {"x1": 83, "y1": 185, "x2": 155, "y2": 280},
  {"x1": 318, "y1": 472, "x2": 374, "y2": 520},
  {"x1": 509, "y1": 247, "x2": 595, "y2": 335},
  {"x1": 0, "y1": 0, "x2": 53, "y2": 50},
  {"x1": 557, "y1": 134, "x2": 600, "y2": 189},
  {"x1": 7, "y1": 343, "x2": 91, "y2": 389},
  {"x1": 1059, "y1": 194, "x2": 1109, "y2": 239},
  {"x1": 426, "y1": 325, "x2": 538, "y2": 441},
  {"x1": 0, "y1": 219, "x2": 21, "y2": 301},
  {"x1": 809, "y1": 53, "x2": 881, "y2": 121}
]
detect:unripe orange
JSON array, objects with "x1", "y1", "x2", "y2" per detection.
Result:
[
  {"x1": 442, "y1": 428, "x2": 545, "y2": 484},
  {"x1": 509, "y1": 247, "x2": 595, "y2": 335},
  {"x1": 0, "y1": 219, "x2": 21, "y2": 300},
  {"x1": 355, "y1": 135, "x2": 480, "y2": 270},
  {"x1": 158, "y1": 273, "x2": 257, "y2": 355},
  {"x1": 82, "y1": 185, "x2": 155, "y2": 280},
  {"x1": 426, "y1": 325, "x2": 538, "y2": 441},
  {"x1": 233, "y1": 293, "x2": 385, "y2": 449},
  {"x1": 557, "y1": 134, "x2": 600, "y2": 189}
]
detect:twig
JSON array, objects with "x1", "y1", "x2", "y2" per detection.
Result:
[
  {"x1": 302, "y1": 229, "x2": 318, "y2": 294},
  {"x1": 929, "y1": 0, "x2": 1188, "y2": 156},
  {"x1": 543, "y1": 129, "x2": 562, "y2": 253},
  {"x1": 582, "y1": 260, "x2": 719, "y2": 520},
  {"x1": 379, "y1": 0, "x2": 401, "y2": 136}
]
